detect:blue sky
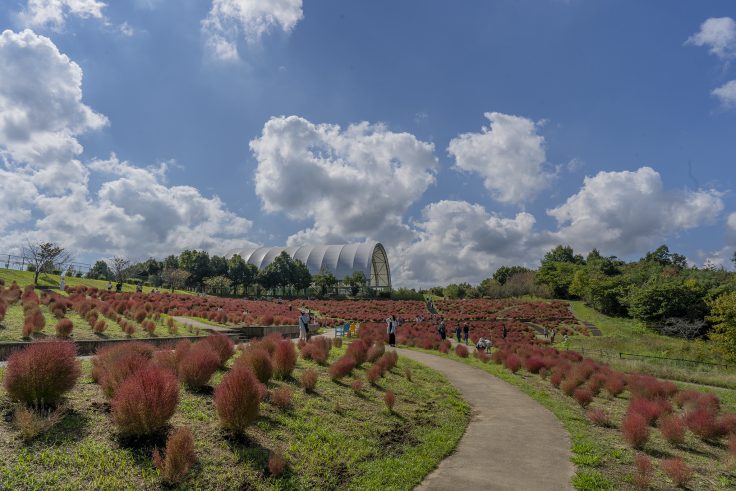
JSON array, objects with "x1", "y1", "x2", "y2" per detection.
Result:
[{"x1": 0, "y1": 0, "x2": 735, "y2": 286}]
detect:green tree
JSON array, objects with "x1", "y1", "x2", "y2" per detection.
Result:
[
  {"x1": 708, "y1": 291, "x2": 736, "y2": 362},
  {"x1": 292, "y1": 260, "x2": 312, "y2": 295},
  {"x1": 542, "y1": 245, "x2": 585, "y2": 265},
  {"x1": 628, "y1": 280, "x2": 707, "y2": 325},
  {"x1": 163, "y1": 254, "x2": 179, "y2": 270},
  {"x1": 87, "y1": 260, "x2": 112, "y2": 280},
  {"x1": 313, "y1": 269, "x2": 338, "y2": 296},
  {"x1": 493, "y1": 265, "x2": 531, "y2": 285},
  {"x1": 344, "y1": 271, "x2": 367, "y2": 296},
  {"x1": 23, "y1": 242, "x2": 73, "y2": 285},
  {"x1": 271, "y1": 251, "x2": 296, "y2": 295},
  {"x1": 256, "y1": 266, "x2": 279, "y2": 295},
  {"x1": 210, "y1": 255, "x2": 229, "y2": 277},
  {"x1": 227, "y1": 255, "x2": 248, "y2": 295},
  {"x1": 536, "y1": 261, "x2": 582, "y2": 298},
  {"x1": 203, "y1": 275, "x2": 232, "y2": 296},
  {"x1": 179, "y1": 250, "x2": 211, "y2": 288},
  {"x1": 161, "y1": 268, "x2": 190, "y2": 292}
]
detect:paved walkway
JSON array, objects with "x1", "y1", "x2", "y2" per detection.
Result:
[
  {"x1": 397, "y1": 348, "x2": 574, "y2": 491},
  {"x1": 172, "y1": 316, "x2": 232, "y2": 332}
]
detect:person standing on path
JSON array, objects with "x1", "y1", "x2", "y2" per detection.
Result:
[
  {"x1": 463, "y1": 322, "x2": 470, "y2": 345},
  {"x1": 438, "y1": 319, "x2": 446, "y2": 340},
  {"x1": 386, "y1": 315, "x2": 398, "y2": 347},
  {"x1": 550, "y1": 328, "x2": 557, "y2": 344},
  {"x1": 543, "y1": 326, "x2": 548, "y2": 339},
  {"x1": 501, "y1": 324, "x2": 508, "y2": 340},
  {"x1": 298, "y1": 310, "x2": 311, "y2": 341},
  {"x1": 455, "y1": 323, "x2": 462, "y2": 343}
]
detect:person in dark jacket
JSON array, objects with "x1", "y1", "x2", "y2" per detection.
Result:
[
  {"x1": 463, "y1": 322, "x2": 470, "y2": 345},
  {"x1": 455, "y1": 324, "x2": 462, "y2": 343},
  {"x1": 438, "y1": 320, "x2": 446, "y2": 340}
]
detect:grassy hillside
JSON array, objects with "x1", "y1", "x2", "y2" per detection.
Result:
[{"x1": 0, "y1": 268, "x2": 187, "y2": 295}]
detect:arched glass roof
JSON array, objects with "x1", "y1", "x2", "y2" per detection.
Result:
[{"x1": 233, "y1": 242, "x2": 391, "y2": 289}]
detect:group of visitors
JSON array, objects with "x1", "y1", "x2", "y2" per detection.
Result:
[{"x1": 299, "y1": 309, "x2": 313, "y2": 341}]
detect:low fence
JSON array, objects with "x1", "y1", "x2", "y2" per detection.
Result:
[{"x1": 569, "y1": 345, "x2": 734, "y2": 371}]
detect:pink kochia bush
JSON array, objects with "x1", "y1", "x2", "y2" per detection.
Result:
[
  {"x1": 586, "y1": 408, "x2": 610, "y2": 427},
  {"x1": 153, "y1": 427, "x2": 197, "y2": 485},
  {"x1": 112, "y1": 366, "x2": 179, "y2": 436},
  {"x1": 504, "y1": 353, "x2": 521, "y2": 373},
  {"x1": 3, "y1": 340, "x2": 81, "y2": 407},
  {"x1": 55, "y1": 318, "x2": 74, "y2": 337},
  {"x1": 178, "y1": 343, "x2": 220, "y2": 389},
  {"x1": 214, "y1": 366, "x2": 261, "y2": 433},
  {"x1": 92, "y1": 342, "x2": 155, "y2": 398},
  {"x1": 237, "y1": 349, "x2": 273, "y2": 384},
  {"x1": 384, "y1": 390, "x2": 396, "y2": 412},
  {"x1": 272, "y1": 340, "x2": 297, "y2": 379},
  {"x1": 660, "y1": 457, "x2": 693, "y2": 488},
  {"x1": 455, "y1": 344, "x2": 469, "y2": 358},
  {"x1": 301, "y1": 369, "x2": 318, "y2": 393},
  {"x1": 329, "y1": 356, "x2": 356, "y2": 381},
  {"x1": 203, "y1": 333, "x2": 235, "y2": 366},
  {"x1": 622, "y1": 412, "x2": 650, "y2": 449},
  {"x1": 659, "y1": 415, "x2": 686, "y2": 446}
]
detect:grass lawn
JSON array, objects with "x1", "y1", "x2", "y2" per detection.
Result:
[
  {"x1": 0, "y1": 303, "x2": 202, "y2": 342},
  {"x1": 0, "y1": 344, "x2": 469, "y2": 490},
  {"x1": 412, "y1": 347, "x2": 736, "y2": 490},
  {"x1": 0, "y1": 268, "x2": 189, "y2": 295}
]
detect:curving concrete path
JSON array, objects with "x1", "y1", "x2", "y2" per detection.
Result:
[{"x1": 397, "y1": 348, "x2": 574, "y2": 491}]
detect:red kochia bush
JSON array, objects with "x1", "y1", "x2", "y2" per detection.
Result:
[
  {"x1": 214, "y1": 366, "x2": 260, "y2": 433},
  {"x1": 3, "y1": 341, "x2": 81, "y2": 407},
  {"x1": 586, "y1": 408, "x2": 610, "y2": 427},
  {"x1": 271, "y1": 387, "x2": 292, "y2": 409},
  {"x1": 524, "y1": 356, "x2": 545, "y2": 374},
  {"x1": 659, "y1": 415, "x2": 686, "y2": 446},
  {"x1": 92, "y1": 341, "x2": 155, "y2": 397},
  {"x1": 55, "y1": 318, "x2": 74, "y2": 337},
  {"x1": 301, "y1": 369, "x2": 318, "y2": 393},
  {"x1": 178, "y1": 343, "x2": 220, "y2": 388},
  {"x1": 504, "y1": 353, "x2": 521, "y2": 373},
  {"x1": 622, "y1": 412, "x2": 650, "y2": 449},
  {"x1": 346, "y1": 340, "x2": 368, "y2": 367},
  {"x1": 272, "y1": 340, "x2": 297, "y2": 379},
  {"x1": 237, "y1": 349, "x2": 273, "y2": 384},
  {"x1": 660, "y1": 457, "x2": 693, "y2": 488},
  {"x1": 455, "y1": 344, "x2": 469, "y2": 358},
  {"x1": 633, "y1": 453, "x2": 653, "y2": 490},
  {"x1": 685, "y1": 407, "x2": 723, "y2": 441},
  {"x1": 153, "y1": 427, "x2": 196, "y2": 485},
  {"x1": 268, "y1": 452, "x2": 286, "y2": 477},
  {"x1": 367, "y1": 342, "x2": 385, "y2": 363},
  {"x1": 366, "y1": 364, "x2": 382, "y2": 384},
  {"x1": 573, "y1": 387, "x2": 593, "y2": 408},
  {"x1": 384, "y1": 390, "x2": 396, "y2": 412},
  {"x1": 604, "y1": 375, "x2": 626, "y2": 397},
  {"x1": 203, "y1": 333, "x2": 235, "y2": 366},
  {"x1": 112, "y1": 366, "x2": 179, "y2": 436},
  {"x1": 329, "y1": 356, "x2": 356, "y2": 381}
]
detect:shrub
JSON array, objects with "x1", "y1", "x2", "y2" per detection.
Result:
[
  {"x1": 300, "y1": 343, "x2": 328, "y2": 364},
  {"x1": 560, "y1": 378, "x2": 581, "y2": 396},
  {"x1": 0, "y1": 300, "x2": 6, "y2": 323},
  {"x1": 153, "y1": 349, "x2": 178, "y2": 374},
  {"x1": 329, "y1": 356, "x2": 356, "y2": 381},
  {"x1": 272, "y1": 340, "x2": 297, "y2": 379},
  {"x1": 550, "y1": 370, "x2": 563, "y2": 388},
  {"x1": 674, "y1": 389, "x2": 701, "y2": 409},
  {"x1": 438, "y1": 341, "x2": 450, "y2": 354},
  {"x1": 301, "y1": 369, "x2": 318, "y2": 393},
  {"x1": 604, "y1": 376, "x2": 625, "y2": 397},
  {"x1": 268, "y1": 452, "x2": 286, "y2": 477},
  {"x1": 505, "y1": 353, "x2": 521, "y2": 373},
  {"x1": 366, "y1": 364, "x2": 382, "y2": 384},
  {"x1": 123, "y1": 321, "x2": 136, "y2": 336},
  {"x1": 214, "y1": 366, "x2": 260, "y2": 433},
  {"x1": 455, "y1": 344, "x2": 469, "y2": 358},
  {"x1": 14, "y1": 406, "x2": 64, "y2": 441},
  {"x1": 404, "y1": 367, "x2": 412, "y2": 381},
  {"x1": 3, "y1": 341, "x2": 80, "y2": 407},
  {"x1": 685, "y1": 407, "x2": 724, "y2": 441},
  {"x1": 28, "y1": 307, "x2": 45, "y2": 333},
  {"x1": 586, "y1": 408, "x2": 610, "y2": 427},
  {"x1": 332, "y1": 337, "x2": 343, "y2": 348},
  {"x1": 717, "y1": 413, "x2": 736, "y2": 436},
  {"x1": 55, "y1": 318, "x2": 74, "y2": 337},
  {"x1": 174, "y1": 339, "x2": 192, "y2": 365},
  {"x1": 573, "y1": 387, "x2": 593, "y2": 408},
  {"x1": 259, "y1": 333, "x2": 283, "y2": 355},
  {"x1": 271, "y1": 387, "x2": 291, "y2": 409},
  {"x1": 346, "y1": 340, "x2": 368, "y2": 367},
  {"x1": 178, "y1": 343, "x2": 220, "y2": 389},
  {"x1": 524, "y1": 356, "x2": 545, "y2": 374},
  {"x1": 93, "y1": 319, "x2": 107, "y2": 334},
  {"x1": 142, "y1": 320, "x2": 156, "y2": 335},
  {"x1": 622, "y1": 412, "x2": 649, "y2": 449},
  {"x1": 203, "y1": 333, "x2": 235, "y2": 366},
  {"x1": 112, "y1": 366, "x2": 179, "y2": 436},
  {"x1": 92, "y1": 341, "x2": 155, "y2": 397},
  {"x1": 153, "y1": 427, "x2": 196, "y2": 485},
  {"x1": 659, "y1": 415, "x2": 686, "y2": 446},
  {"x1": 660, "y1": 457, "x2": 693, "y2": 488},
  {"x1": 633, "y1": 453, "x2": 653, "y2": 490},
  {"x1": 384, "y1": 390, "x2": 396, "y2": 412},
  {"x1": 628, "y1": 398, "x2": 665, "y2": 426},
  {"x1": 351, "y1": 378, "x2": 364, "y2": 395},
  {"x1": 237, "y1": 349, "x2": 273, "y2": 384},
  {"x1": 729, "y1": 434, "x2": 736, "y2": 458},
  {"x1": 367, "y1": 342, "x2": 385, "y2": 363}
]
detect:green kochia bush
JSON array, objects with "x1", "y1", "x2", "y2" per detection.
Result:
[{"x1": 3, "y1": 340, "x2": 81, "y2": 407}]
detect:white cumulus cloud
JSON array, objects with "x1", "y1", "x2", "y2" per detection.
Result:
[
  {"x1": 687, "y1": 17, "x2": 736, "y2": 61},
  {"x1": 250, "y1": 115, "x2": 438, "y2": 245},
  {"x1": 19, "y1": 0, "x2": 106, "y2": 29},
  {"x1": 548, "y1": 167, "x2": 723, "y2": 255},
  {"x1": 0, "y1": 29, "x2": 254, "y2": 259},
  {"x1": 713, "y1": 80, "x2": 736, "y2": 108},
  {"x1": 202, "y1": 0, "x2": 303, "y2": 61},
  {"x1": 396, "y1": 200, "x2": 549, "y2": 286},
  {"x1": 448, "y1": 112, "x2": 554, "y2": 205}
]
